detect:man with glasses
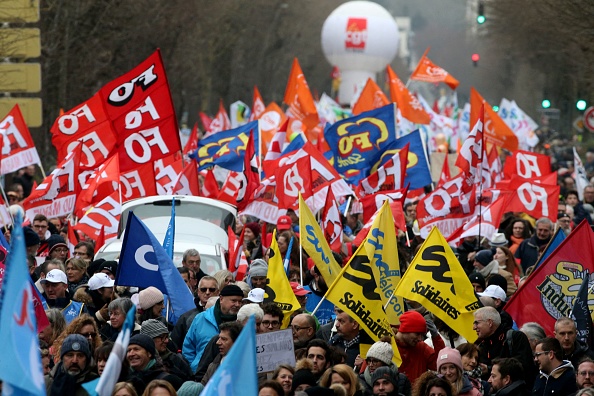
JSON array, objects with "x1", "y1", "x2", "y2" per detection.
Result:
[
  {"x1": 260, "y1": 302, "x2": 283, "y2": 333},
  {"x1": 291, "y1": 313, "x2": 317, "y2": 349},
  {"x1": 171, "y1": 275, "x2": 219, "y2": 349},
  {"x1": 73, "y1": 241, "x2": 94, "y2": 263},
  {"x1": 533, "y1": 337, "x2": 577, "y2": 396},
  {"x1": 575, "y1": 358, "x2": 594, "y2": 392},
  {"x1": 33, "y1": 214, "x2": 51, "y2": 256},
  {"x1": 473, "y1": 307, "x2": 536, "y2": 388}
]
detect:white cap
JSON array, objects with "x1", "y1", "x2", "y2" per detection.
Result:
[
  {"x1": 41, "y1": 269, "x2": 67, "y2": 284},
  {"x1": 478, "y1": 285, "x2": 506, "y2": 301},
  {"x1": 88, "y1": 273, "x2": 115, "y2": 291},
  {"x1": 243, "y1": 288, "x2": 265, "y2": 303}
]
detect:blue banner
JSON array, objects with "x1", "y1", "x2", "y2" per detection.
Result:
[
  {"x1": 325, "y1": 104, "x2": 396, "y2": 181},
  {"x1": 115, "y1": 212, "x2": 194, "y2": 323},
  {"x1": 163, "y1": 198, "x2": 175, "y2": 259},
  {"x1": 196, "y1": 120, "x2": 260, "y2": 171}
]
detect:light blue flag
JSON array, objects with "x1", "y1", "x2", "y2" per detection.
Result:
[
  {"x1": 83, "y1": 306, "x2": 136, "y2": 396},
  {"x1": 533, "y1": 228, "x2": 566, "y2": 269},
  {"x1": 0, "y1": 215, "x2": 45, "y2": 396},
  {"x1": 115, "y1": 212, "x2": 194, "y2": 324},
  {"x1": 201, "y1": 316, "x2": 258, "y2": 396},
  {"x1": 162, "y1": 198, "x2": 176, "y2": 259}
]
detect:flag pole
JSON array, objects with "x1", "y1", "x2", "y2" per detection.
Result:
[
  {"x1": 477, "y1": 109, "x2": 485, "y2": 245},
  {"x1": 37, "y1": 161, "x2": 46, "y2": 179},
  {"x1": 383, "y1": 290, "x2": 396, "y2": 310}
]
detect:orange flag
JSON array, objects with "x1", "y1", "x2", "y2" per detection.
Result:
[
  {"x1": 386, "y1": 66, "x2": 430, "y2": 124},
  {"x1": 351, "y1": 78, "x2": 390, "y2": 115},
  {"x1": 259, "y1": 102, "x2": 288, "y2": 156},
  {"x1": 410, "y1": 48, "x2": 460, "y2": 90},
  {"x1": 283, "y1": 58, "x2": 319, "y2": 130},
  {"x1": 470, "y1": 88, "x2": 518, "y2": 152},
  {"x1": 250, "y1": 86, "x2": 266, "y2": 121}
]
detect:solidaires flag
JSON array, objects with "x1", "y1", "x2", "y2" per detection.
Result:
[
  {"x1": 366, "y1": 201, "x2": 405, "y2": 326},
  {"x1": 264, "y1": 230, "x2": 300, "y2": 328},
  {"x1": 299, "y1": 193, "x2": 342, "y2": 286},
  {"x1": 394, "y1": 227, "x2": 480, "y2": 342},
  {"x1": 324, "y1": 232, "x2": 402, "y2": 365}
]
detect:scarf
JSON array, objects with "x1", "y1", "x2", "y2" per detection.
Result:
[
  {"x1": 509, "y1": 236, "x2": 523, "y2": 254},
  {"x1": 213, "y1": 299, "x2": 237, "y2": 326},
  {"x1": 478, "y1": 260, "x2": 499, "y2": 278}
]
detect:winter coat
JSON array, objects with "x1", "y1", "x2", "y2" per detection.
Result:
[
  {"x1": 359, "y1": 363, "x2": 411, "y2": 396},
  {"x1": 532, "y1": 360, "x2": 578, "y2": 396},
  {"x1": 396, "y1": 334, "x2": 445, "y2": 384},
  {"x1": 45, "y1": 361, "x2": 99, "y2": 396},
  {"x1": 182, "y1": 305, "x2": 219, "y2": 372},
  {"x1": 492, "y1": 380, "x2": 530, "y2": 396}
]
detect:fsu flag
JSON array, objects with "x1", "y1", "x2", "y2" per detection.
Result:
[
  {"x1": 502, "y1": 150, "x2": 552, "y2": 180},
  {"x1": 470, "y1": 88, "x2": 518, "y2": 152},
  {"x1": 0, "y1": 104, "x2": 41, "y2": 174},
  {"x1": 410, "y1": 49, "x2": 460, "y2": 90},
  {"x1": 99, "y1": 50, "x2": 181, "y2": 172},
  {"x1": 283, "y1": 58, "x2": 319, "y2": 130},
  {"x1": 386, "y1": 66, "x2": 430, "y2": 125},
  {"x1": 352, "y1": 78, "x2": 390, "y2": 116},
  {"x1": 504, "y1": 221, "x2": 594, "y2": 334},
  {"x1": 22, "y1": 143, "x2": 82, "y2": 220}
]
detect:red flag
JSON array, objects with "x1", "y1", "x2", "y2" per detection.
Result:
[
  {"x1": 502, "y1": 150, "x2": 552, "y2": 180},
  {"x1": 352, "y1": 78, "x2": 390, "y2": 116},
  {"x1": 207, "y1": 99, "x2": 232, "y2": 134},
  {"x1": 504, "y1": 221, "x2": 594, "y2": 334},
  {"x1": 275, "y1": 155, "x2": 312, "y2": 209},
  {"x1": 321, "y1": 187, "x2": 343, "y2": 251},
  {"x1": 386, "y1": 66, "x2": 430, "y2": 124},
  {"x1": 410, "y1": 48, "x2": 460, "y2": 90},
  {"x1": 76, "y1": 153, "x2": 120, "y2": 218},
  {"x1": 250, "y1": 86, "x2": 266, "y2": 121},
  {"x1": 201, "y1": 169, "x2": 219, "y2": 198},
  {"x1": 154, "y1": 153, "x2": 184, "y2": 195},
  {"x1": 482, "y1": 145, "x2": 502, "y2": 188},
  {"x1": 283, "y1": 58, "x2": 319, "y2": 130},
  {"x1": 73, "y1": 190, "x2": 120, "y2": 241},
  {"x1": 438, "y1": 155, "x2": 451, "y2": 188},
  {"x1": 95, "y1": 226, "x2": 106, "y2": 252},
  {"x1": 227, "y1": 226, "x2": 248, "y2": 281},
  {"x1": 354, "y1": 191, "x2": 407, "y2": 246},
  {"x1": 447, "y1": 194, "x2": 509, "y2": 245},
  {"x1": 120, "y1": 162, "x2": 158, "y2": 200},
  {"x1": 170, "y1": 159, "x2": 200, "y2": 196},
  {"x1": 355, "y1": 143, "x2": 409, "y2": 199},
  {"x1": 0, "y1": 104, "x2": 41, "y2": 174},
  {"x1": 183, "y1": 122, "x2": 199, "y2": 157},
  {"x1": 199, "y1": 112, "x2": 212, "y2": 133},
  {"x1": 67, "y1": 219, "x2": 79, "y2": 257},
  {"x1": 506, "y1": 177, "x2": 559, "y2": 221},
  {"x1": 23, "y1": 143, "x2": 82, "y2": 219},
  {"x1": 456, "y1": 104, "x2": 484, "y2": 193}
]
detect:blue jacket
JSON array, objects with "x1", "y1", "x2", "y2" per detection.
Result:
[{"x1": 182, "y1": 306, "x2": 219, "y2": 373}]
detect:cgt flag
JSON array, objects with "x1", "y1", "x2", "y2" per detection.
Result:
[
  {"x1": 394, "y1": 227, "x2": 480, "y2": 343},
  {"x1": 115, "y1": 212, "x2": 194, "y2": 324},
  {"x1": 324, "y1": 229, "x2": 402, "y2": 365},
  {"x1": 504, "y1": 220, "x2": 594, "y2": 334},
  {"x1": 263, "y1": 230, "x2": 300, "y2": 328}
]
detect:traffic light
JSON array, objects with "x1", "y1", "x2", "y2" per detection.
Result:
[
  {"x1": 472, "y1": 53, "x2": 480, "y2": 67},
  {"x1": 577, "y1": 100, "x2": 587, "y2": 111},
  {"x1": 477, "y1": 1, "x2": 486, "y2": 24},
  {"x1": 492, "y1": 105, "x2": 499, "y2": 112},
  {"x1": 542, "y1": 99, "x2": 551, "y2": 109}
]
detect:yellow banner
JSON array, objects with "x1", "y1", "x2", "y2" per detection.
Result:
[
  {"x1": 394, "y1": 227, "x2": 480, "y2": 342},
  {"x1": 324, "y1": 238, "x2": 402, "y2": 365},
  {"x1": 366, "y1": 201, "x2": 405, "y2": 326},
  {"x1": 299, "y1": 193, "x2": 342, "y2": 285},
  {"x1": 264, "y1": 229, "x2": 301, "y2": 328}
]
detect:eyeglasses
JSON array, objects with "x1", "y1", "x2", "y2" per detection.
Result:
[
  {"x1": 579, "y1": 371, "x2": 594, "y2": 377},
  {"x1": 533, "y1": 351, "x2": 550, "y2": 357},
  {"x1": 199, "y1": 287, "x2": 217, "y2": 293},
  {"x1": 73, "y1": 250, "x2": 88, "y2": 257},
  {"x1": 366, "y1": 357, "x2": 384, "y2": 365},
  {"x1": 53, "y1": 248, "x2": 69, "y2": 253},
  {"x1": 262, "y1": 320, "x2": 280, "y2": 328},
  {"x1": 472, "y1": 320, "x2": 486, "y2": 326},
  {"x1": 291, "y1": 325, "x2": 312, "y2": 332},
  {"x1": 80, "y1": 332, "x2": 96, "y2": 339}
]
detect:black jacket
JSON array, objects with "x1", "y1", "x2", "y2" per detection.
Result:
[
  {"x1": 563, "y1": 339, "x2": 594, "y2": 369},
  {"x1": 493, "y1": 380, "x2": 530, "y2": 396},
  {"x1": 532, "y1": 360, "x2": 578, "y2": 396}
]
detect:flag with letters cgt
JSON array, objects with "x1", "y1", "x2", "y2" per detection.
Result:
[{"x1": 115, "y1": 212, "x2": 194, "y2": 323}]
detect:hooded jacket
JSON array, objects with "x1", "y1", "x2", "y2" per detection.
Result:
[{"x1": 532, "y1": 360, "x2": 578, "y2": 396}]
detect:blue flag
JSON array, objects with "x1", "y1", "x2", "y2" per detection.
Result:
[
  {"x1": 83, "y1": 306, "x2": 137, "y2": 396},
  {"x1": 196, "y1": 121, "x2": 260, "y2": 171},
  {"x1": 162, "y1": 198, "x2": 176, "y2": 259},
  {"x1": 372, "y1": 129, "x2": 432, "y2": 189},
  {"x1": 533, "y1": 228, "x2": 566, "y2": 269},
  {"x1": 571, "y1": 271, "x2": 593, "y2": 346},
  {"x1": 324, "y1": 104, "x2": 396, "y2": 181},
  {"x1": 115, "y1": 212, "x2": 194, "y2": 324},
  {"x1": 201, "y1": 316, "x2": 258, "y2": 396},
  {"x1": 0, "y1": 215, "x2": 45, "y2": 396}
]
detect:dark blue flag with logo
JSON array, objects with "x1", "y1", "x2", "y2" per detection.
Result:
[
  {"x1": 571, "y1": 271, "x2": 593, "y2": 346},
  {"x1": 533, "y1": 228, "x2": 566, "y2": 270},
  {"x1": 371, "y1": 129, "x2": 432, "y2": 189},
  {"x1": 115, "y1": 212, "x2": 194, "y2": 324},
  {"x1": 324, "y1": 104, "x2": 396, "y2": 182},
  {"x1": 194, "y1": 120, "x2": 260, "y2": 171}
]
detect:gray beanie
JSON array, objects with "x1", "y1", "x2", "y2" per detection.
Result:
[
  {"x1": 366, "y1": 341, "x2": 394, "y2": 366},
  {"x1": 249, "y1": 259, "x2": 268, "y2": 277},
  {"x1": 371, "y1": 366, "x2": 399, "y2": 388},
  {"x1": 177, "y1": 381, "x2": 205, "y2": 396},
  {"x1": 141, "y1": 319, "x2": 168, "y2": 339},
  {"x1": 61, "y1": 334, "x2": 91, "y2": 361}
]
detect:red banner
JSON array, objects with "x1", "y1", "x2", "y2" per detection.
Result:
[
  {"x1": 0, "y1": 104, "x2": 41, "y2": 174},
  {"x1": 120, "y1": 162, "x2": 157, "y2": 201},
  {"x1": 506, "y1": 177, "x2": 559, "y2": 221},
  {"x1": 73, "y1": 190, "x2": 120, "y2": 240},
  {"x1": 503, "y1": 150, "x2": 552, "y2": 179}
]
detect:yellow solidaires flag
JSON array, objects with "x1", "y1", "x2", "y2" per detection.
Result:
[
  {"x1": 299, "y1": 193, "x2": 343, "y2": 285},
  {"x1": 324, "y1": 228, "x2": 402, "y2": 365},
  {"x1": 394, "y1": 227, "x2": 480, "y2": 343},
  {"x1": 264, "y1": 229, "x2": 301, "y2": 328},
  {"x1": 366, "y1": 201, "x2": 405, "y2": 326}
]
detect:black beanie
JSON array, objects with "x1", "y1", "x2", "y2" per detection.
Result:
[{"x1": 128, "y1": 334, "x2": 156, "y2": 358}]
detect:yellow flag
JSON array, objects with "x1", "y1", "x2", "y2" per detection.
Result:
[
  {"x1": 264, "y1": 229, "x2": 301, "y2": 328},
  {"x1": 324, "y1": 237, "x2": 402, "y2": 365},
  {"x1": 394, "y1": 227, "x2": 480, "y2": 343},
  {"x1": 299, "y1": 193, "x2": 342, "y2": 285},
  {"x1": 366, "y1": 201, "x2": 405, "y2": 326}
]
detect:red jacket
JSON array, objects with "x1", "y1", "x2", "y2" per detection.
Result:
[{"x1": 396, "y1": 335, "x2": 446, "y2": 383}]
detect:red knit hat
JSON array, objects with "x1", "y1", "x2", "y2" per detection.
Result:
[{"x1": 398, "y1": 311, "x2": 427, "y2": 333}]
